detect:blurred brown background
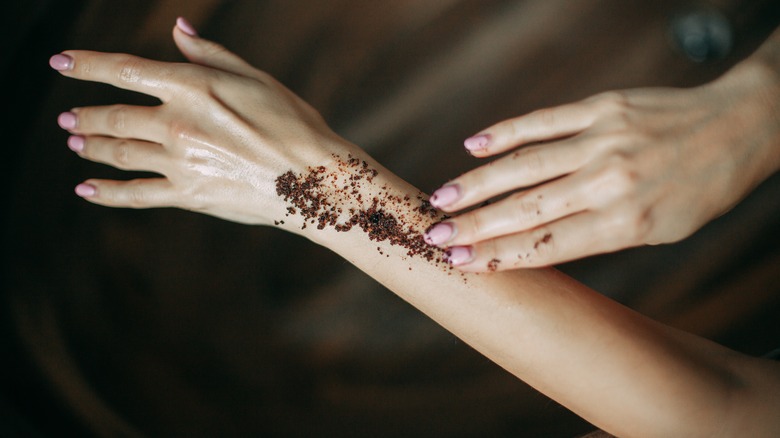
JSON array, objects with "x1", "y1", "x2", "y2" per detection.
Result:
[{"x1": 3, "y1": 0, "x2": 779, "y2": 436}]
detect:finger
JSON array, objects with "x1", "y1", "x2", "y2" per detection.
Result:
[
  {"x1": 449, "y1": 211, "x2": 624, "y2": 272},
  {"x1": 427, "y1": 174, "x2": 590, "y2": 247},
  {"x1": 464, "y1": 101, "x2": 597, "y2": 157},
  {"x1": 51, "y1": 50, "x2": 180, "y2": 101},
  {"x1": 173, "y1": 17, "x2": 263, "y2": 80},
  {"x1": 431, "y1": 137, "x2": 591, "y2": 212},
  {"x1": 59, "y1": 104, "x2": 166, "y2": 143},
  {"x1": 69, "y1": 135, "x2": 167, "y2": 173},
  {"x1": 74, "y1": 178, "x2": 177, "y2": 209}
]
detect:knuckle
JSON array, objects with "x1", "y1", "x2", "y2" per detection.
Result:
[
  {"x1": 460, "y1": 211, "x2": 487, "y2": 242},
  {"x1": 515, "y1": 147, "x2": 545, "y2": 174},
  {"x1": 508, "y1": 192, "x2": 540, "y2": 224},
  {"x1": 525, "y1": 228, "x2": 556, "y2": 264},
  {"x1": 125, "y1": 183, "x2": 147, "y2": 207},
  {"x1": 113, "y1": 140, "x2": 132, "y2": 167},
  {"x1": 118, "y1": 56, "x2": 145, "y2": 84},
  {"x1": 612, "y1": 204, "x2": 653, "y2": 244},
  {"x1": 107, "y1": 105, "x2": 128, "y2": 134},
  {"x1": 596, "y1": 155, "x2": 639, "y2": 198}
]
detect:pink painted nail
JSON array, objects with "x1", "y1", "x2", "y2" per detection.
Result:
[
  {"x1": 176, "y1": 17, "x2": 198, "y2": 37},
  {"x1": 58, "y1": 112, "x2": 77, "y2": 130},
  {"x1": 75, "y1": 183, "x2": 96, "y2": 197},
  {"x1": 445, "y1": 246, "x2": 474, "y2": 266},
  {"x1": 464, "y1": 134, "x2": 491, "y2": 152},
  {"x1": 67, "y1": 135, "x2": 85, "y2": 153},
  {"x1": 430, "y1": 184, "x2": 460, "y2": 209},
  {"x1": 424, "y1": 222, "x2": 455, "y2": 246},
  {"x1": 49, "y1": 54, "x2": 73, "y2": 71}
]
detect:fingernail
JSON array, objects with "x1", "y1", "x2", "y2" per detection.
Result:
[
  {"x1": 424, "y1": 222, "x2": 455, "y2": 246},
  {"x1": 445, "y1": 246, "x2": 474, "y2": 266},
  {"x1": 176, "y1": 17, "x2": 198, "y2": 37},
  {"x1": 49, "y1": 53, "x2": 73, "y2": 71},
  {"x1": 67, "y1": 135, "x2": 85, "y2": 152},
  {"x1": 464, "y1": 134, "x2": 490, "y2": 152},
  {"x1": 58, "y1": 112, "x2": 77, "y2": 130},
  {"x1": 75, "y1": 183, "x2": 96, "y2": 197},
  {"x1": 430, "y1": 184, "x2": 460, "y2": 209}
]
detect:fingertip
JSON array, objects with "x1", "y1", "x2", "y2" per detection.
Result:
[
  {"x1": 176, "y1": 16, "x2": 198, "y2": 37},
  {"x1": 430, "y1": 184, "x2": 461, "y2": 210},
  {"x1": 464, "y1": 133, "x2": 491, "y2": 153},
  {"x1": 445, "y1": 246, "x2": 475, "y2": 267},
  {"x1": 49, "y1": 53, "x2": 74, "y2": 71},
  {"x1": 75, "y1": 182, "x2": 97, "y2": 198}
]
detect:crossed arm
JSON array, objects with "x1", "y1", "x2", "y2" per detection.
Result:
[{"x1": 49, "y1": 20, "x2": 780, "y2": 437}]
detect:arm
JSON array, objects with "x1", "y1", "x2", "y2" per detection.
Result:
[
  {"x1": 51, "y1": 20, "x2": 780, "y2": 437},
  {"x1": 425, "y1": 26, "x2": 780, "y2": 271}
]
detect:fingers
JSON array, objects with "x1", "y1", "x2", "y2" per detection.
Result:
[
  {"x1": 74, "y1": 178, "x2": 177, "y2": 209},
  {"x1": 67, "y1": 135, "x2": 167, "y2": 173},
  {"x1": 445, "y1": 212, "x2": 621, "y2": 271},
  {"x1": 50, "y1": 50, "x2": 182, "y2": 102},
  {"x1": 430, "y1": 137, "x2": 592, "y2": 212},
  {"x1": 172, "y1": 16, "x2": 262, "y2": 80},
  {"x1": 463, "y1": 100, "x2": 597, "y2": 157},
  {"x1": 426, "y1": 173, "x2": 590, "y2": 247},
  {"x1": 58, "y1": 104, "x2": 167, "y2": 143}
]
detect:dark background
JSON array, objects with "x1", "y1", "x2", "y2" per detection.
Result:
[{"x1": 3, "y1": 0, "x2": 779, "y2": 436}]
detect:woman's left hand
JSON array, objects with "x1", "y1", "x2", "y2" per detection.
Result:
[{"x1": 51, "y1": 18, "x2": 342, "y2": 226}]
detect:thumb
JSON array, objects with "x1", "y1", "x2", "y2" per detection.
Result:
[{"x1": 172, "y1": 17, "x2": 259, "y2": 78}]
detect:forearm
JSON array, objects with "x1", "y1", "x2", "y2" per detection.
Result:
[{"x1": 282, "y1": 142, "x2": 780, "y2": 436}]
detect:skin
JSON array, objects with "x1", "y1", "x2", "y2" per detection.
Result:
[
  {"x1": 426, "y1": 27, "x2": 780, "y2": 272},
  {"x1": 50, "y1": 19, "x2": 780, "y2": 437}
]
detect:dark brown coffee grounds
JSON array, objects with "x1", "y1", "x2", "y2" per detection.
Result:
[{"x1": 275, "y1": 155, "x2": 446, "y2": 264}]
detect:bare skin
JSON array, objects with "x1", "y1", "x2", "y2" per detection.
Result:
[
  {"x1": 426, "y1": 27, "x2": 780, "y2": 271},
  {"x1": 50, "y1": 19, "x2": 780, "y2": 437}
]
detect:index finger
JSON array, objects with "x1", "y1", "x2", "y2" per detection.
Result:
[{"x1": 50, "y1": 50, "x2": 179, "y2": 102}]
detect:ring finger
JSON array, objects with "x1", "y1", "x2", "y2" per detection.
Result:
[
  {"x1": 59, "y1": 104, "x2": 168, "y2": 144},
  {"x1": 70, "y1": 135, "x2": 168, "y2": 174}
]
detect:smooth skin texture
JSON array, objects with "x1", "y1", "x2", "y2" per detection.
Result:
[
  {"x1": 426, "y1": 28, "x2": 780, "y2": 272},
  {"x1": 51, "y1": 19, "x2": 780, "y2": 437}
]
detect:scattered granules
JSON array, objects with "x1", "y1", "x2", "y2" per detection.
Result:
[
  {"x1": 533, "y1": 232, "x2": 553, "y2": 250},
  {"x1": 487, "y1": 258, "x2": 501, "y2": 272},
  {"x1": 275, "y1": 154, "x2": 446, "y2": 264}
]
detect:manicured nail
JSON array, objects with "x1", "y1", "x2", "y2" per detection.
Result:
[
  {"x1": 67, "y1": 135, "x2": 85, "y2": 153},
  {"x1": 430, "y1": 184, "x2": 460, "y2": 209},
  {"x1": 464, "y1": 134, "x2": 490, "y2": 152},
  {"x1": 424, "y1": 222, "x2": 455, "y2": 246},
  {"x1": 176, "y1": 17, "x2": 198, "y2": 37},
  {"x1": 58, "y1": 112, "x2": 77, "y2": 130},
  {"x1": 49, "y1": 54, "x2": 73, "y2": 71},
  {"x1": 75, "y1": 183, "x2": 96, "y2": 197},
  {"x1": 445, "y1": 246, "x2": 474, "y2": 266}
]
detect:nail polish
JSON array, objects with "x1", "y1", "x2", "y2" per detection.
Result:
[
  {"x1": 176, "y1": 17, "x2": 198, "y2": 37},
  {"x1": 445, "y1": 246, "x2": 474, "y2": 266},
  {"x1": 58, "y1": 112, "x2": 77, "y2": 130},
  {"x1": 464, "y1": 134, "x2": 490, "y2": 152},
  {"x1": 430, "y1": 184, "x2": 460, "y2": 209},
  {"x1": 49, "y1": 54, "x2": 73, "y2": 71},
  {"x1": 75, "y1": 183, "x2": 96, "y2": 197},
  {"x1": 67, "y1": 135, "x2": 85, "y2": 152},
  {"x1": 424, "y1": 222, "x2": 455, "y2": 246}
]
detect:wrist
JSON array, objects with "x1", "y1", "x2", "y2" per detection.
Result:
[{"x1": 271, "y1": 141, "x2": 446, "y2": 261}]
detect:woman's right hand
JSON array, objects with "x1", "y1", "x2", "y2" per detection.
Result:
[{"x1": 51, "y1": 17, "x2": 347, "y2": 226}]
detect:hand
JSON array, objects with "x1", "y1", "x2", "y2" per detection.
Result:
[
  {"x1": 50, "y1": 18, "x2": 343, "y2": 226},
  {"x1": 425, "y1": 66, "x2": 780, "y2": 272}
]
